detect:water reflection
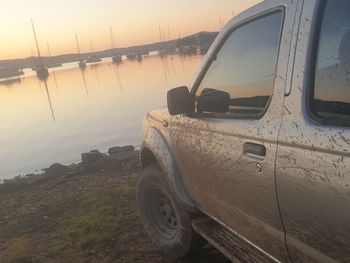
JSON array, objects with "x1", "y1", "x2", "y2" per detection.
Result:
[
  {"x1": 112, "y1": 63, "x2": 123, "y2": 95},
  {"x1": 80, "y1": 69, "x2": 89, "y2": 98},
  {"x1": 0, "y1": 77, "x2": 21, "y2": 86},
  {"x1": 43, "y1": 79, "x2": 56, "y2": 121},
  {"x1": 52, "y1": 70, "x2": 59, "y2": 90},
  {"x1": 90, "y1": 63, "x2": 100, "y2": 84},
  {"x1": 0, "y1": 54, "x2": 203, "y2": 179}
]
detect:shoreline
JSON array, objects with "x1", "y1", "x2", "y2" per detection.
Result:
[{"x1": 0, "y1": 145, "x2": 139, "y2": 190}]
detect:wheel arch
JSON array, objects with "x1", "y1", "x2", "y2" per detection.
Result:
[{"x1": 140, "y1": 127, "x2": 198, "y2": 213}]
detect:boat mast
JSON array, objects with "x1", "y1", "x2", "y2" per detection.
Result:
[
  {"x1": 47, "y1": 43, "x2": 53, "y2": 66},
  {"x1": 75, "y1": 34, "x2": 82, "y2": 60},
  {"x1": 47, "y1": 43, "x2": 52, "y2": 57},
  {"x1": 47, "y1": 43, "x2": 53, "y2": 63},
  {"x1": 90, "y1": 40, "x2": 94, "y2": 53},
  {"x1": 110, "y1": 25, "x2": 115, "y2": 56},
  {"x1": 31, "y1": 19, "x2": 43, "y2": 66}
]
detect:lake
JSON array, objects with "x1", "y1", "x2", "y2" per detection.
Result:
[{"x1": 0, "y1": 53, "x2": 204, "y2": 180}]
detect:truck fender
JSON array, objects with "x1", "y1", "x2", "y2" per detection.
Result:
[{"x1": 140, "y1": 127, "x2": 198, "y2": 213}]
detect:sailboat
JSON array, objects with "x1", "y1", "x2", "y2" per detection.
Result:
[
  {"x1": 46, "y1": 44, "x2": 62, "y2": 68},
  {"x1": 110, "y1": 26, "x2": 122, "y2": 64},
  {"x1": 86, "y1": 40, "x2": 102, "y2": 64},
  {"x1": 31, "y1": 19, "x2": 49, "y2": 80},
  {"x1": 75, "y1": 34, "x2": 86, "y2": 70}
]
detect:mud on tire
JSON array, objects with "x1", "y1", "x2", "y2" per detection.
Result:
[{"x1": 136, "y1": 164, "x2": 205, "y2": 259}]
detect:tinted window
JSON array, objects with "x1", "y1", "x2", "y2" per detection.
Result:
[
  {"x1": 195, "y1": 12, "x2": 283, "y2": 117},
  {"x1": 313, "y1": 0, "x2": 350, "y2": 123}
]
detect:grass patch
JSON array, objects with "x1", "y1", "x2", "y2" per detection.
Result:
[
  {"x1": 51, "y1": 181, "x2": 137, "y2": 253},
  {"x1": 59, "y1": 202, "x2": 122, "y2": 249}
]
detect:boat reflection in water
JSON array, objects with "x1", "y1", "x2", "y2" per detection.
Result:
[
  {"x1": 0, "y1": 53, "x2": 204, "y2": 179},
  {"x1": 0, "y1": 77, "x2": 21, "y2": 87},
  {"x1": 112, "y1": 63, "x2": 123, "y2": 95},
  {"x1": 80, "y1": 69, "x2": 89, "y2": 98},
  {"x1": 90, "y1": 63, "x2": 100, "y2": 83},
  {"x1": 43, "y1": 79, "x2": 55, "y2": 121}
]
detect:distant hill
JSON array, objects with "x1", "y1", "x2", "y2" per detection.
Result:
[
  {"x1": 0, "y1": 31, "x2": 219, "y2": 70},
  {"x1": 177, "y1": 31, "x2": 218, "y2": 47}
]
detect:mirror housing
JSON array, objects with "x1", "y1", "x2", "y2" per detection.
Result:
[
  {"x1": 167, "y1": 86, "x2": 193, "y2": 115},
  {"x1": 197, "y1": 88, "x2": 230, "y2": 113}
]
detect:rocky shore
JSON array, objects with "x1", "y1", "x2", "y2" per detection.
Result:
[
  {"x1": 0, "y1": 145, "x2": 228, "y2": 263},
  {"x1": 0, "y1": 145, "x2": 138, "y2": 190}
]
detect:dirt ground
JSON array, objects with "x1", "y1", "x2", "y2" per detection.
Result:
[{"x1": 0, "y1": 152, "x2": 229, "y2": 263}]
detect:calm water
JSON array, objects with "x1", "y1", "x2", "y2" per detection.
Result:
[{"x1": 0, "y1": 54, "x2": 204, "y2": 180}]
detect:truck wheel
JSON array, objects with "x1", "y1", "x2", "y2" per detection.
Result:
[{"x1": 136, "y1": 164, "x2": 205, "y2": 259}]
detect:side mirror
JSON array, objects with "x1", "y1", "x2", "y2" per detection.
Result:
[
  {"x1": 197, "y1": 88, "x2": 230, "y2": 113},
  {"x1": 167, "y1": 86, "x2": 193, "y2": 116}
]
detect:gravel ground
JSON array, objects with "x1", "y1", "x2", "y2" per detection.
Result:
[{"x1": 0, "y1": 149, "x2": 229, "y2": 263}]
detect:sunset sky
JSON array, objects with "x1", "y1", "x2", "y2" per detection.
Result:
[{"x1": 0, "y1": 0, "x2": 261, "y2": 60}]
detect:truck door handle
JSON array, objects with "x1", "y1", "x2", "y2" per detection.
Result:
[{"x1": 243, "y1": 142, "x2": 266, "y2": 159}]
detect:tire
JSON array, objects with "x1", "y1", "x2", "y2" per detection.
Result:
[{"x1": 136, "y1": 164, "x2": 205, "y2": 259}]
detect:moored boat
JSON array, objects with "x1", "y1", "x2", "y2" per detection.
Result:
[
  {"x1": 0, "y1": 76, "x2": 21, "y2": 86},
  {"x1": 86, "y1": 55, "x2": 102, "y2": 63},
  {"x1": 112, "y1": 55, "x2": 123, "y2": 64},
  {"x1": 79, "y1": 61, "x2": 86, "y2": 70},
  {"x1": 47, "y1": 63, "x2": 62, "y2": 69},
  {"x1": 31, "y1": 19, "x2": 49, "y2": 80},
  {"x1": 110, "y1": 26, "x2": 123, "y2": 65},
  {"x1": 86, "y1": 40, "x2": 102, "y2": 64},
  {"x1": 35, "y1": 65, "x2": 49, "y2": 81},
  {"x1": 127, "y1": 53, "x2": 137, "y2": 60},
  {"x1": 75, "y1": 34, "x2": 86, "y2": 70}
]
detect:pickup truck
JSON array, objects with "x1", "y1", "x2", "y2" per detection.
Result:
[{"x1": 137, "y1": 0, "x2": 350, "y2": 262}]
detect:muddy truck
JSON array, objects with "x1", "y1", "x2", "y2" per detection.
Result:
[{"x1": 136, "y1": 0, "x2": 350, "y2": 262}]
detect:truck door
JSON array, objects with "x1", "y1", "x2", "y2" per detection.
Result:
[
  {"x1": 169, "y1": 0, "x2": 301, "y2": 261},
  {"x1": 276, "y1": 0, "x2": 350, "y2": 261}
]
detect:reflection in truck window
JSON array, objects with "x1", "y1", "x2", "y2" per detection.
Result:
[
  {"x1": 314, "y1": 0, "x2": 350, "y2": 123},
  {"x1": 195, "y1": 11, "x2": 283, "y2": 117}
]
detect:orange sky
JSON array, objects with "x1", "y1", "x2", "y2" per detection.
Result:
[{"x1": 0, "y1": 0, "x2": 261, "y2": 60}]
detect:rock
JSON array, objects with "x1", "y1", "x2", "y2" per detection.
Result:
[
  {"x1": 44, "y1": 163, "x2": 70, "y2": 177},
  {"x1": 84, "y1": 156, "x2": 122, "y2": 172},
  {"x1": 79, "y1": 149, "x2": 123, "y2": 173},
  {"x1": 124, "y1": 158, "x2": 141, "y2": 170},
  {"x1": 24, "y1": 173, "x2": 35, "y2": 179},
  {"x1": 108, "y1": 145, "x2": 134, "y2": 156},
  {"x1": 81, "y1": 150, "x2": 108, "y2": 164},
  {"x1": 62, "y1": 171, "x2": 78, "y2": 179}
]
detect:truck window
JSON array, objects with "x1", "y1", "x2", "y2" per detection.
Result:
[
  {"x1": 312, "y1": 0, "x2": 350, "y2": 124},
  {"x1": 195, "y1": 11, "x2": 283, "y2": 118}
]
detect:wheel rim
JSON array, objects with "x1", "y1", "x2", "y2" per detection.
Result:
[{"x1": 146, "y1": 187, "x2": 178, "y2": 240}]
